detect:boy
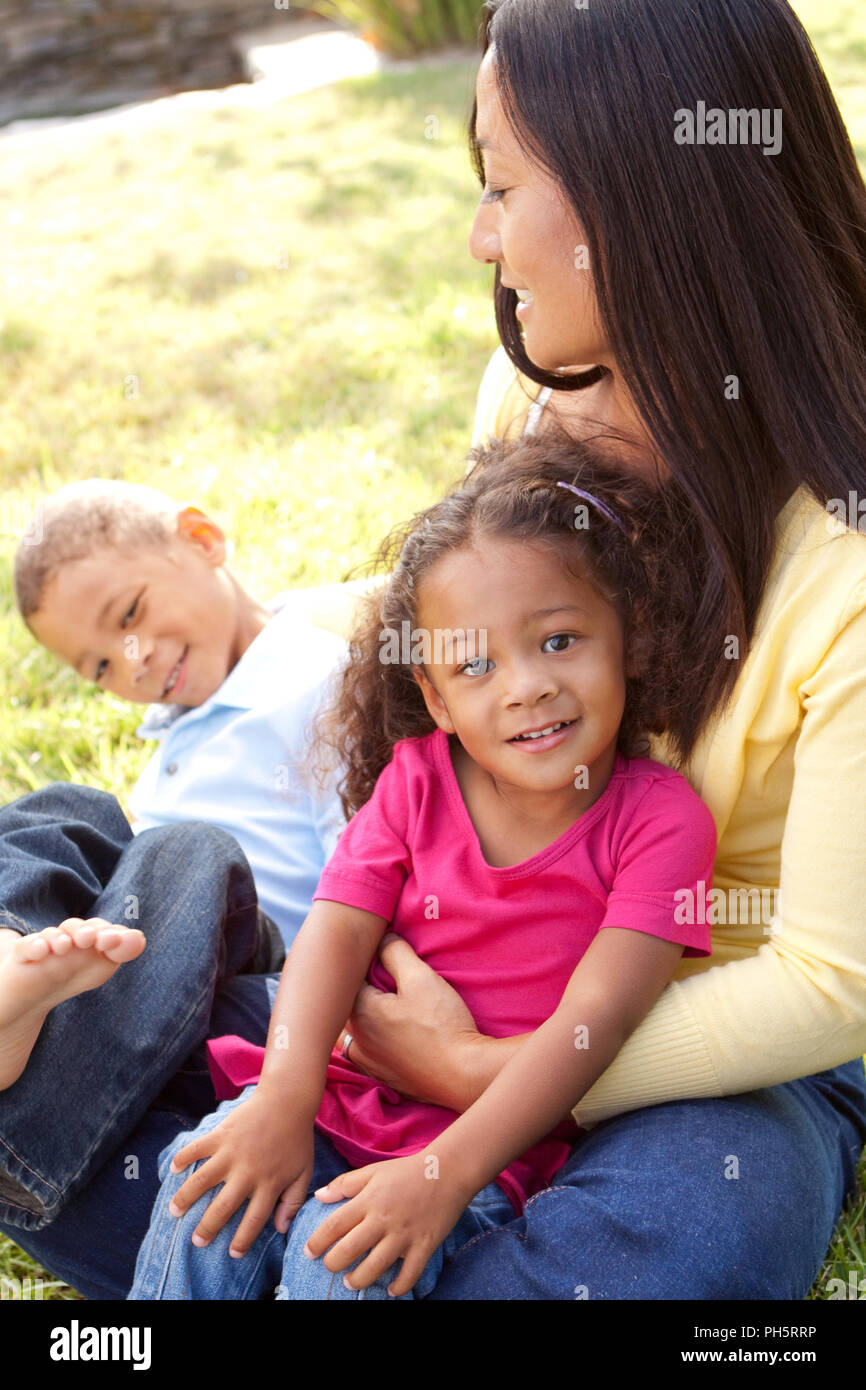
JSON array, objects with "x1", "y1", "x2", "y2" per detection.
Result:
[
  {"x1": 12, "y1": 478, "x2": 352, "y2": 951},
  {"x1": 0, "y1": 477, "x2": 358, "y2": 1098}
]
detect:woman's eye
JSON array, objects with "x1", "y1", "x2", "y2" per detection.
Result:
[
  {"x1": 460, "y1": 657, "x2": 493, "y2": 677},
  {"x1": 122, "y1": 597, "x2": 139, "y2": 627},
  {"x1": 481, "y1": 185, "x2": 507, "y2": 203},
  {"x1": 542, "y1": 633, "x2": 577, "y2": 654},
  {"x1": 95, "y1": 659, "x2": 108, "y2": 683}
]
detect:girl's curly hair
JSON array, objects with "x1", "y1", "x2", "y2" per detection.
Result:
[{"x1": 313, "y1": 432, "x2": 704, "y2": 819}]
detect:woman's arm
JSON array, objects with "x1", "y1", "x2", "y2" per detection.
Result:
[
  {"x1": 344, "y1": 934, "x2": 528, "y2": 1112},
  {"x1": 571, "y1": 594, "x2": 866, "y2": 1125}
]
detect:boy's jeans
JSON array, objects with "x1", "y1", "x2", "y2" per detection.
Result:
[
  {"x1": 0, "y1": 782, "x2": 264, "y2": 1230},
  {"x1": 128, "y1": 1086, "x2": 516, "y2": 1300}
]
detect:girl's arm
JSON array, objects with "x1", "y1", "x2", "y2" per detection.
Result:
[
  {"x1": 432, "y1": 928, "x2": 684, "y2": 1189},
  {"x1": 166, "y1": 897, "x2": 387, "y2": 1252},
  {"x1": 258, "y1": 898, "x2": 387, "y2": 1109},
  {"x1": 308, "y1": 926, "x2": 684, "y2": 1295}
]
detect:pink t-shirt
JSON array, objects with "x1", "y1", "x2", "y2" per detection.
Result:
[{"x1": 208, "y1": 730, "x2": 715, "y2": 1212}]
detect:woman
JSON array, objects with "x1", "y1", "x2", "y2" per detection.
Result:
[
  {"x1": 3, "y1": 0, "x2": 866, "y2": 1299},
  {"x1": 333, "y1": 0, "x2": 866, "y2": 1298}
]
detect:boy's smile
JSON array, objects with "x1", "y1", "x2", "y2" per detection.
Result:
[
  {"x1": 413, "y1": 536, "x2": 627, "y2": 822},
  {"x1": 28, "y1": 509, "x2": 271, "y2": 706}
]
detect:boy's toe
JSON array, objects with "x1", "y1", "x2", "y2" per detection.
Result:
[
  {"x1": 103, "y1": 929, "x2": 146, "y2": 963},
  {"x1": 15, "y1": 934, "x2": 50, "y2": 963}
]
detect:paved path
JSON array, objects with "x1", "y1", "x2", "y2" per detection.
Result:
[{"x1": 0, "y1": 20, "x2": 472, "y2": 148}]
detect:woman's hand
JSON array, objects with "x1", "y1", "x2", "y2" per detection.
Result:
[
  {"x1": 339, "y1": 935, "x2": 489, "y2": 1111},
  {"x1": 167, "y1": 1087, "x2": 314, "y2": 1256},
  {"x1": 306, "y1": 1153, "x2": 474, "y2": 1297}
]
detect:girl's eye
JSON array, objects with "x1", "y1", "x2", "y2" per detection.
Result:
[
  {"x1": 95, "y1": 659, "x2": 108, "y2": 683},
  {"x1": 542, "y1": 633, "x2": 577, "y2": 654},
  {"x1": 481, "y1": 185, "x2": 507, "y2": 203},
  {"x1": 459, "y1": 657, "x2": 494, "y2": 677},
  {"x1": 122, "y1": 597, "x2": 139, "y2": 627}
]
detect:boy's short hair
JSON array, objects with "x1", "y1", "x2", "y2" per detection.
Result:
[{"x1": 14, "y1": 479, "x2": 181, "y2": 621}]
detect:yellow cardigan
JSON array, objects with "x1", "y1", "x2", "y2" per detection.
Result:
[{"x1": 472, "y1": 346, "x2": 866, "y2": 1123}]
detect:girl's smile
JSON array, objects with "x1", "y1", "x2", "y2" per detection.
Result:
[{"x1": 507, "y1": 716, "x2": 578, "y2": 751}]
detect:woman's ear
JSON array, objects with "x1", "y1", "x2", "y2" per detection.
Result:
[{"x1": 413, "y1": 668, "x2": 457, "y2": 734}]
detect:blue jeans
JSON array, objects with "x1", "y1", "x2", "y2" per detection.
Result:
[
  {"x1": 127, "y1": 1085, "x2": 516, "y2": 1300},
  {"x1": 1, "y1": 783, "x2": 865, "y2": 1299},
  {"x1": 0, "y1": 782, "x2": 278, "y2": 1294}
]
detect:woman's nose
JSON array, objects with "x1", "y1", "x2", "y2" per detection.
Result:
[{"x1": 468, "y1": 201, "x2": 501, "y2": 264}]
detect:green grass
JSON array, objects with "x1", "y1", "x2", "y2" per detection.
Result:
[
  {"x1": 2, "y1": 1, "x2": 865, "y2": 1301},
  {"x1": 0, "y1": 59, "x2": 490, "y2": 809},
  {"x1": 0, "y1": 56, "x2": 491, "y2": 1303}
]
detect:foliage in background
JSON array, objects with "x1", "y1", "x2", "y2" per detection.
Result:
[
  {"x1": 0, "y1": 60, "x2": 489, "y2": 810},
  {"x1": 309, "y1": 0, "x2": 484, "y2": 57}
]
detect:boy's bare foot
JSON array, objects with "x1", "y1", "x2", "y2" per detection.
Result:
[{"x1": 0, "y1": 920, "x2": 146, "y2": 1091}]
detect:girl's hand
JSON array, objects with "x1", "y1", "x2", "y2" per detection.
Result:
[
  {"x1": 167, "y1": 1088, "x2": 314, "y2": 1256},
  {"x1": 342, "y1": 935, "x2": 488, "y2": 1110},
  {"x1": 306, "y1": 1153, "x2": 474, "y2": 1297}
]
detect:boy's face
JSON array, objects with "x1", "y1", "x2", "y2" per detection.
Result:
[{"x1": 29, "y1": 509, "x2": 249, "y2": 706}]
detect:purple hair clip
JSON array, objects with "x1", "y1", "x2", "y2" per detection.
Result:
[{"x1": 556, "y1": 480, "x2": 627, "y2": 535}]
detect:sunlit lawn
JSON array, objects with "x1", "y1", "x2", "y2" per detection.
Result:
[{"x1": 1, "y1": 0, "x2": 865, "y2": 1300}]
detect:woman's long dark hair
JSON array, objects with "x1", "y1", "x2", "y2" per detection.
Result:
[
  {"x1": 470, "y1": 0, "x2": 866, "y2": 752},
  {"x1": 314, "y1": 435, "x2": 701, "y2": 818}
]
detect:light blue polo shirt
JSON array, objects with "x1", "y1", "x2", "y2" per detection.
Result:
[{"x1": 129, "y1": 595, "x2": 348, "y2": 947}]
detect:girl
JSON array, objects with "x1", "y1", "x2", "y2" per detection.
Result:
[{"x1": 128, "y1": 434, "x2": 716, "y2": 1300}]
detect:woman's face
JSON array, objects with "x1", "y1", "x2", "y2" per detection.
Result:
[{"x1": 469, "y1": 48, "x2": 610, "y2": 374}]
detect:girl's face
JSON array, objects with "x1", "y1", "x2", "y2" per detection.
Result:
[
  {"x1": 413, "y1": 536, "x2": 626, "y2": 799},
  {"x1": 469, "y1": 48, "x2": 609, "y2": 373}
]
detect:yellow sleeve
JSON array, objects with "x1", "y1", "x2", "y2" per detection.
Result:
[
  {"x1": 574, "y1": 585, "x2": 866, "y2": 1125},
  {"x1": 471, "y1": 345, "x2": 539, "y2": 450},
  {"x1": 284, "y1": 578, "x2": 384, "y2": 641}
]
